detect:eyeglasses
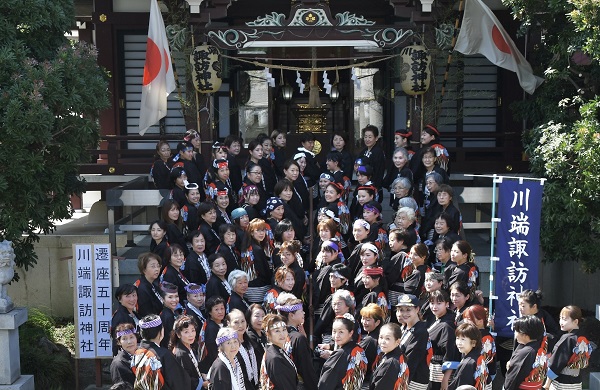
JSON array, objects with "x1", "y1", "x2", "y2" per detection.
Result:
[{"x1": 249, "y1": 171, "x2": 263, "y2": 175}]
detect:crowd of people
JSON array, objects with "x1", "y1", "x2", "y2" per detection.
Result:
[{"x1": 108, "y1": 126, "x2": 594, "y2": 390}]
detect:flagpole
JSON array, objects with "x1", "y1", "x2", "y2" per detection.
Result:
[{"x1": 437, "y1": 0, "x2": 465, "y2": 121}]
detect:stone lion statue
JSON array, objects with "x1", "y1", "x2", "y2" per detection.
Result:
[{"x1": 0, "y1": 240, "x2": 15, "y2": 313}]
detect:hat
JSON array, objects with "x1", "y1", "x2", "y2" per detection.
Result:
[
  {"x1": 395, "y1": 129, "x2": 413, "y2": 138},
  {"x1": 265, "y1": 197, "x2": 284, "y2": 213},
  {"x1": 185, "y1": 283, "x2": 206, "y2": 294},
  {"x1": 330, "y1": 263, "x2": 351, "y2": 280},
  {"x1": 231, "y1": 207, "x2": 248, "y2": 220},
  {"x1": 160, "y1": 281, "x2": 178, "y2": 294},
  {"x1": 396, "y1": 294, "x2": 419, "y2": 307}
]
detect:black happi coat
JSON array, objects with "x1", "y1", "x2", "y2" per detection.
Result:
[
  {"x1": 111, "y1": 303, "x2": 139, "y2": 356},
  {"x1": 206, "y1": 275, "x2": 231, "y2": 303},
  {"x1": 173, "y1": 340, "x2": 202, "y2": 390},
  {"x1": 261, "y1": 343, "x2": 298, "y2": 389},
  {"x1": 198, "y1": 220, "x2": 221, "y2": 256},
  {"x1": 161, "y1": 264, "x2": 190, "y2": 304},
  {"x1": 547, "y1": 329, "x2": 588, "y2": 385},
  {"x1": 359, "y1": 327, "x2": 381, "y2": 383},
  {"x1": 288, "y1": 325, "x2": 319, "y2": 389},
  {"x1": 400, "y1": 321, "x2": 431, "y2": 385},
  {"x1": 110, "y1": 349, "x2": 135, "y2": 385},
  {"x1": 428, "y1": 311, "x2": 459, "y2": 372},
  {"x1": 503, "y1": 340, "x2": 542, "y2": 390},
  {"x1": 132, "y1": 340, "x2": 191, "y2": 390},
  {"x1": 318, "y1": 341, "x2": 367, "y2": 390},
  {"x1": 134, "y1": 276, "x2": 163, "y2": 317},
  {"x1": 228, "y1": 291, "x2": 250, "y2": 314},
  {"x1": 370, "y1": 346, "x2": 409, "y2": 390},
  {"x1": 182, "y1": 251, "x2": 210, "y2": 286},
  {"x1": 159, "y1": 307, "x2": 177, "y2": 348},
  {"x1": 447, "y1": 349, "x2": 486, "y2": 390}
]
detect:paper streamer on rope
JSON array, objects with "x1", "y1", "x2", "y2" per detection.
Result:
[
  {"x1": 296, "y1": 71, "x2": 305, "y2": 94},
  {"x1": 351, "y1": 68, "x2": 361, "y2": 89},
  {"x1": 323, "y1": 70, "x2": 332, "y2": 95},
  {"x1": 264, "y1": 67, "x2": 275, "y2": 87}
]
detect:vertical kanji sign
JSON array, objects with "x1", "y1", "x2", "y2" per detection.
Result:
[
  {"x1": 74, "y1": 244, "x2": 95, "y2": 358},
  {"x1": 495, "y1": 179, "x2": 544, "y2": 338},
  {"x1": 94, "y1": 244, "x2": 112, "y2": 357},
  {"x1": 73, "y1": 244, "x2": 113, "y2": 358}
]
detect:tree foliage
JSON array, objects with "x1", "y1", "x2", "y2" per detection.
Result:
[
  {"x1": 0, "y1": 0, "x2": 109, "y2": 274},
  {"x1": 503, "y1": 0, "x2": 600, "y2": 271}
]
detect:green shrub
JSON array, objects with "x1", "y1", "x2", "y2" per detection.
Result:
[{"x1": 19, "y1": 309, "x2": 74, "y2": 390}]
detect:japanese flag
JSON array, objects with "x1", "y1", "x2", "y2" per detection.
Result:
[
  {"x1": 138, "y1": 0, "x2": 176, "y2": 135},
  {"x1": 454, "y1": 0, "x2": 544, "y2": 94}
]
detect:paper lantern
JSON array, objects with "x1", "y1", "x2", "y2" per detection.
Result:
[
  {"x1": 190, "y1": 44, "x2": 222, "y2": 93},
  {"x1": 400, "y1": 45, "x2": 431, "y2": 95}
]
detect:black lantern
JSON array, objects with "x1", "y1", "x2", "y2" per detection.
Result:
[
  {"x1": 330, "y1": 84, "x2": 339, "y2": 131},
  {"x1": 281, "y1": 84, "x2": 294, "y2": 102}
]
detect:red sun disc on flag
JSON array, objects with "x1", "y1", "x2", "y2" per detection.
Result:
[
  {"x1": 143, "y1": 38, "x2": 162, "y2": 86},
  {"x1": 492, "y1": 25, "x2": 511, "y2": 54}
]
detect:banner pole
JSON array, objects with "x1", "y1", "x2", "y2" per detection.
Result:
[{"x1": 488, "y1": 174, "x2": 499, "y2": 325}]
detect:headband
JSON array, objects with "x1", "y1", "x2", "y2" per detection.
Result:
[
  {"x1": 265, "y1": 197, "x2": 284, "y2": 214},
  {"x1": 184, "y1": 130, "x2": 200, "y2": 141},
  {"x1": 116, "y1": 328, "x2": 136, "y2": 338},
  {"x1": 319, "y1": 208, "x2": 340, "y2": 223},
  {"x1": 293, "y1": 152, "x2": 306, "y2": 161},
  {"x1": 139, "y1": 317, "x2": 162, "y2": 329},
  {"x1": 216, "y1": 331, "x2": 238, "y2": 346},
  {"x1": 353, "y1": 219, "x2": 370, "y2": 231},
  {"x1": 335, "y1": 313, "x2": 356, "y2": 323},
  {"x1": 361, "y1": 243, "x2": 379, "y2": 254},
  {"x1": 171, "y1": 167, "x2": 187, "y2": 177},
  {"x1": 185, "y1": 283, "x2": 206, "y2": 294},
  {"x1": 328, "y1": 181, "x2": 344, "y2": 193},
  {"x1": 363, "y1": 204, "x2": 380, "y2": 214},
  {"x1": 217, "y1": 189, "x2": 229, "y2": 197},
  {"x1": 213, "y1": 159, "x2": 229, "y2": 169},
  {"x1": 322, "y1": 240, "x2": 339, "y2": 252},
  {"x1": 330, "y1": 271, "x2": 347, "y2": 280},
  {"x1": 357, "y1": 165, "x2": 369, "y2": 174},
  {"x1": 395, "y1": 129, "x2": 413, "y2": 138},
  {"x1": 268, "y1": 321, "x2": 288, "y2": 331},
  {"x1": 243, "y1": 185, "x2": 258, "y2": 195},
  {"x1": 357, "y1": 185, "x2": 377, "y2": 193},
  {"x1": 212, "y1": 141, "x2": 225, "y2": 149},
  {"x1": 425, "y1": 124, "x2": 440, "y2": 136},
  {"x1": 320, "y1": 173, "x2": 333, "y2": 181},
  {"x1": 179, "y1": 145, "x2": 194, "y2": 153},
  {"x1": 276, "y1": 303, "x2": 303, "y2": 312},
  {"x1": 362, "y1": 266, "x2": 384, "y2": 276},
  {"x1": 185, "y1": 183, "x2": 199, "y2": 190}
]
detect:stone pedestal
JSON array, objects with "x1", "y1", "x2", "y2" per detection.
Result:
[{"x1": 0, "y1": 308, "x2": 34, "y2": 390}]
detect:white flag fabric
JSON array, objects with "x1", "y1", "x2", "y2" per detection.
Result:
[
  {"x1": 139, "y1": 0, "x2": 176, "y2": 135},
  {"x1": 454, "y1": 0, "x2": 544, "y2": 94}
]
